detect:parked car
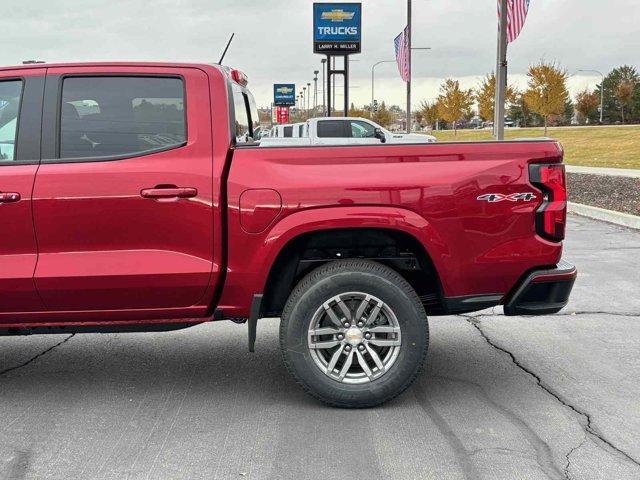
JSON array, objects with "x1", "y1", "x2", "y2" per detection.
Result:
[
  {"x1": 260, "y1": 117, "x2": 437, "y2": 146},
  {"x1": 271, "y1": 123, "x2": 294, "y2": 138},
  {"x1": 0, "y1": 61, "x2": 575, "y2": 407},
  {"x1": 292, "y1": 122, "x2": 307, "y2": 138}
]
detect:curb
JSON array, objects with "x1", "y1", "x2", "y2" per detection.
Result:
[
  {"x1": 566, "y1": 165, "x2": 640, "y2": 178},
  {"x1": 568, "y1": 202, "x2": 640, "y2": 230}
]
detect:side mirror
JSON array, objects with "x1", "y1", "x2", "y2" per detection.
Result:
[{"x1": 374, "y1": 128, "x2": 386, "y2": 143}]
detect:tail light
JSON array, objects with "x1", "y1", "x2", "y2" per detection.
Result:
[{"x1": 529, "y1": 163, "x2": 567, "y2": 242}]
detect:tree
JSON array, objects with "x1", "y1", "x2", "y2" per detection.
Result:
[
  {"x1": 574, "y1": 89, "x2": 599, "y2": 124},
  {"x1": 436, "y1": 79, "x2": 474, "y2": 135},
  {"x1": 615, "y1": 80, "x2": 636, "y2": 124},
  {"x1": 523, "y1": 61, "x2": 570, "y2": 134},
  {"x1": 418, "y1": 101, "x2": 439, "y2": 130},
  {"x1": 373, "y1": 101, "x2": 393, "y2": 128},
  {"x1": 600, "y1": 65, "x2": 640, "y2": 124},
  {"x1": 508, "y1": 92, "x2": 540, "y2": 127},
  {"x1": 348, "y1": 102, "x2": 371, "y2": 119},
  {"x1": 475, "y1": 73, "x2": 518, "y2": 121}
]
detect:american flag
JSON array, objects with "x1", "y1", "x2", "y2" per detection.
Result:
[
  {"x1": 394, "y1": 25, "x2": 410, "y2": 82},
  {"x1": 498, "y1": 0, "x2": 531, "y2": 43}
]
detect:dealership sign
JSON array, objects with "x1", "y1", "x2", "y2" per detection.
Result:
[
  {"x1": 273, "y1": 84, "x2": 296, "y2": 106},
  {"x1": 313, "y1": 3, "x2": 362, "y2": 54},
  {"x1": 276, "y1": 106, "x2": 290, "y2": 124}
]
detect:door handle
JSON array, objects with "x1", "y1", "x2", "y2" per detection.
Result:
[
  {"x1": 140, "y1": 187, "x2": 198, "y2": 199},
  {"x1": 0, "y1": 192, "x2": 20, "y2": 203}
]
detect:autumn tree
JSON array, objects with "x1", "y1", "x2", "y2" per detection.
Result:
[
  {"x1": 373, "y1": 101, "x2": 394, "y2": 128},
  {"x1": 349, "y1": 102, "x2": 371, "y2": 119},
  {"x1": 600, "y1": 65, "x2": 640, "y2": 123},
  {"x1": 615, "y1": 80, "x2": 636, "y2": 124},
  {"x1": 523, "y1": 61, "x2": 570, "y2": 134},
  {"x1": 436, "y1": 79, "x2": 474, "y2": 135},
  {"x1": 418, "y1": 101, "x2": 439, "y2": 130},
  {"x1": 475, "y1": 73, "x2": 518, "y2": 121},
  {"x1": 574, "y1": 89, "x2": 600, "y2": 124}
]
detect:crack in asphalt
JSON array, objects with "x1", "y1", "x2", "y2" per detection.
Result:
[
  {"x1": 563, "y1": 434, "x2": 587, "y2": 480},
  {"x1": 0, "y1": 334, "x2": 75, "y2": 377},
  {"x1": 463, "y1": 316, "x2": 640, "y2": 472}
]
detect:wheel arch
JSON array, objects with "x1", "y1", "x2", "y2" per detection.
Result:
[{"x1": 257, "y1": 206, "x2": 448, "y2": 317}]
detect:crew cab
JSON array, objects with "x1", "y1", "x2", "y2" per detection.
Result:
[
  {"x1": 260, "y1": 116, "x2": 437, "y2": 146},
  {"x1": 0, "y1": 62, "x2": 575, "y2": 407}
]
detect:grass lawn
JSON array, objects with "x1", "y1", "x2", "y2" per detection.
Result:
[{"x1": 429, "y1": 125, "x2": 640, "y2": 169}]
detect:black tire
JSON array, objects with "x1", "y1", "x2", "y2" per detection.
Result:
[{"x1": 280, "y1": 259, "x2": 429, "y2": 408}]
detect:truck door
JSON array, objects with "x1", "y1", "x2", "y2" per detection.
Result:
[
  {"x1": 0, "y1": 69, "x2": 46, "y2": 314},
  {"x1": 32, "y1": 66, "x2": 215, "y2": 312},
  {"x1": 347, "y1": 119, "x2": 382, "y2": 145}
]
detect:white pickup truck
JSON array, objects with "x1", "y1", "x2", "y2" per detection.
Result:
[{"x1": 261, "y1": 117, "x2": 436, "y2": 146}]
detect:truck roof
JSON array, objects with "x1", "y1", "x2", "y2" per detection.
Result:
[{"x1": 0, "y1": 61, "x2": 225, "y2": 72}]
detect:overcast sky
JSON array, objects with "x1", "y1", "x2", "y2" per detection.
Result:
[{"x1": 4, "y1": 0, "x2": 639, "y2": 108}]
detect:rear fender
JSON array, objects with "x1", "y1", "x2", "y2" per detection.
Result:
[{"x1": 218, "y1": 206, "x2": 449, "y2": 317}]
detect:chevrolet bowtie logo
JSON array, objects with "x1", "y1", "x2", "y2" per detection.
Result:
[
  {"x1": 321, "y1": 9, "x2": 355, "y2": 22},
  {"x1": 277, "y1": 87, "x2": 294, "y2": 94}
]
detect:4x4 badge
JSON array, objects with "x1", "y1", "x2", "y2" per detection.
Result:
[{"x1": 477, "y1": 193, "x2": 537, "y2": 203}]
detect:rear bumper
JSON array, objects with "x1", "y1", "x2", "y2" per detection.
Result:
[{"x1": 503, "y1": 260, "x2": 577, "y2": 316}]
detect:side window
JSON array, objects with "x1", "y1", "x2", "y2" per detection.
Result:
[
  {"x1": 317, "y1": 120, "x2": 347, "y2": 138},
  {"x1": 232, "y1": 84, "x2": 250, "y2": 143},
  {"x1": 298, "y1": 125, "x2": 304, "y2": 137},
  {"x1": 350, "y1": 120, "x2": 376, "y2": 138},
  {"x1": 0, "y1": 80, "x2": 23, "y2": 162},
  {"x1": 246, "y1": 91, "x2": 261, "y2": 139},
  {"x1": 283, "y1": 126, "x2": 293, "y2": 137},
  {"x1": 60, "y1": 76, "x2": 185, "y2": 160}
]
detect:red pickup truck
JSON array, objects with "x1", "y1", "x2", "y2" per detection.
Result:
[{"x1": 0, "y1": 62, "x2": 575, "y2": 407}]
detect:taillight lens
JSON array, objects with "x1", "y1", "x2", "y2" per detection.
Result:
[{"x1": 529, "y1": 164, "x2": 567, "y2": 241}]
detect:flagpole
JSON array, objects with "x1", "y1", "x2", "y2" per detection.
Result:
[
  {"x1": 406, "y1": 0, "x2": 412, "y2": 134},
  {"x1": 494, "y1": 0, "x2": 508, "y2": 140}
]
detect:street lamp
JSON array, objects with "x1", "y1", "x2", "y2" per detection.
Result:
[
  {"x1": 307, "y1": 82, "x2": 311, "y2": 115},
  {"x1": 313, "y1": 71, "x2": 319, "y2": 114},
  {"x1": 577, "y1": 69, "x2": 605, "y2": 124},
  {"x1": 302, "y1": 86, "x2": 307, "y2": 119},
  {"x1": 371, "y1": 60, "x2": 396, "y2": 113}
]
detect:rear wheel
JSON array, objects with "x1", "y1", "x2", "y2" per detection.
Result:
[{"x1": 280, "y1": 259, "x2": 429, "y2": 408}]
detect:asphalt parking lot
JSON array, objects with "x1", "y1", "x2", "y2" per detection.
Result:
[{"x1": 1, "y1": 215, "x2": 639, "y2": 480}]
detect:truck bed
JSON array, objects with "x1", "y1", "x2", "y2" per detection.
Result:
[{"x1": 218, "y1": 140, "x2": 564, "y2": 317}]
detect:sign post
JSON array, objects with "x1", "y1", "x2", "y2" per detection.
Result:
[
  {"x1": 494, "y1": 0, "x2": 508, "y2": 140},
  {"x1": 313, "y1": 3, "x2": 361, "y2": 116}
]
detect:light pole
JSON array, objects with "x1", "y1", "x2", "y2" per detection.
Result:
[
  {"x1": 313, "y1": 71, "x2": 319, "y2": 114},
  {"x1": 307, "y1": 82, "x2": 311, "y2": 116},
  {"x1": 321, "y1": 59, "x2": 327, "y2": 115},
  {"x1": 577, "y1": 69, "x2": 605, "y2": 124},
  {"x1": 302, "y1": 87, "x2": 307, "y2": 119},
  {"x1": 371, "y1": 60, "x2": 396, "y2": 113}
]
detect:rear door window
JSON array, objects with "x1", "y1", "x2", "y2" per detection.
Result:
[
  {"x1": 317, "y1": 120, "x2": 348, "y2": 138},
  {"x1": 0, "y1": 80, "x2": 23, "y2": 161},
  {"x1": 232, "y1": 84, "x2": 250, "y2": 143},
  {"x1": 59, "y1": 76, "x2": 185, "y2": 160},
  {"x1": 283, "y1": 125, "x2": 293, "y2": 137},
  {"x1": 246, "y1": 91, "x2": 261, "y2": 139}
]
